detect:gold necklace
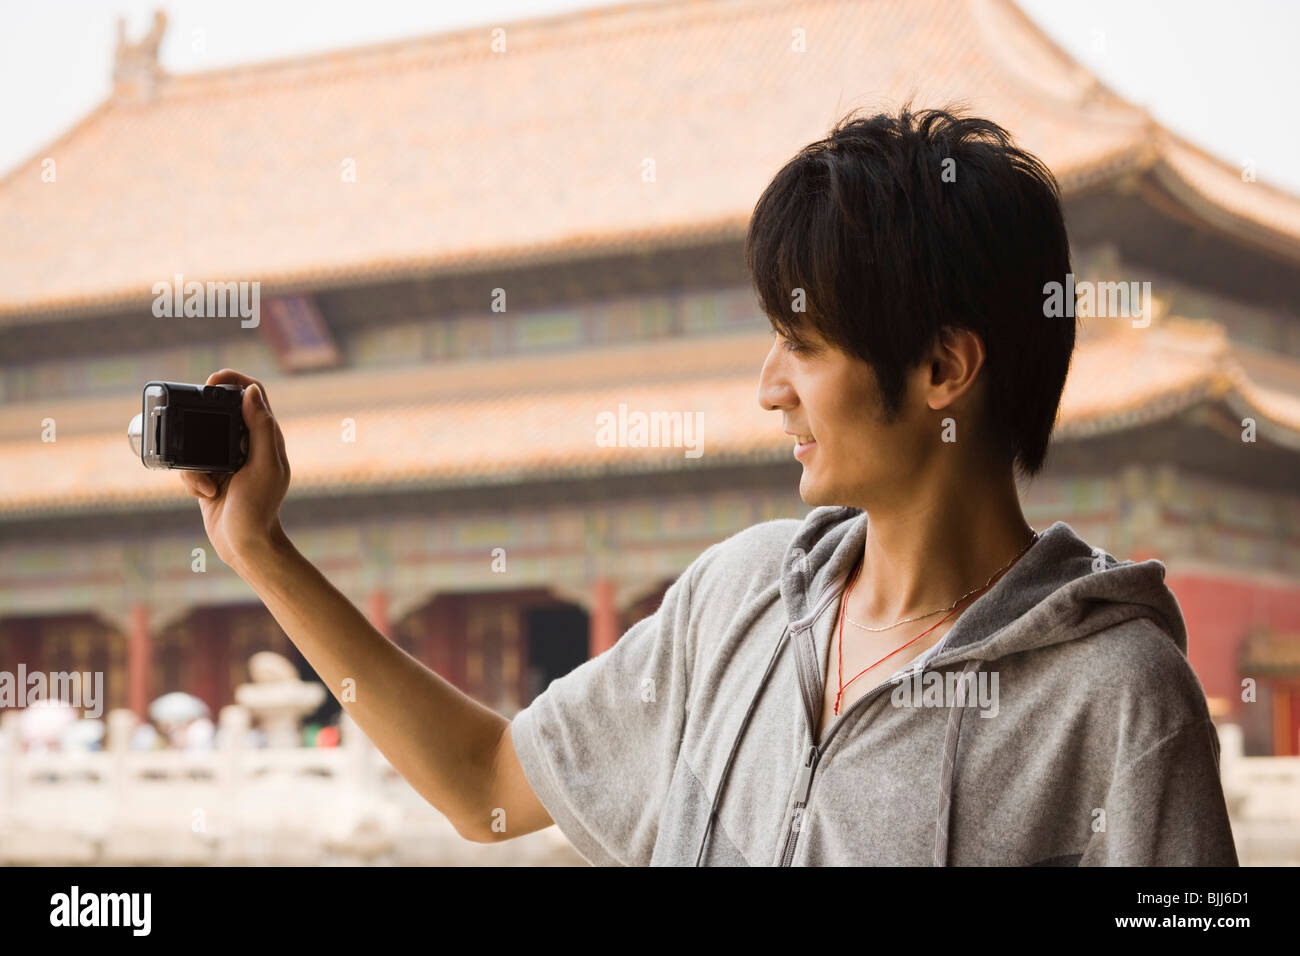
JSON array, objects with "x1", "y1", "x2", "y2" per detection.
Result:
[{"x1": 843, "y1": 529, "x2": 1038, "y2": 632}]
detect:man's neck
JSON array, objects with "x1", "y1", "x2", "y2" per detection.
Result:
[{"x1": 848, "y1": 465, "x2": 1033, "y2": 628}]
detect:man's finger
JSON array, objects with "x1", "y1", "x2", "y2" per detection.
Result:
[
  {"x1": 180, "y1": 470, "x2": 216, "y2": 498},
  {"x1": 205, "y1": 369, "x2": 273, "y2": 414}
]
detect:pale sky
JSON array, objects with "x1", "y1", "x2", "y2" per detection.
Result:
[{"x1": 2, "y1": 0, "x2": 1297, "y2": 194}]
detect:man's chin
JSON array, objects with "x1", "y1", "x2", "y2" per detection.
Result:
[{"x1": 797, "y1": 475, "x2": 831, "y2": 507}]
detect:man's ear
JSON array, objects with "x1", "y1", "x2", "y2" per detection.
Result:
[{"x1": 926, "y1": 326, "x2": 985, "y2": 411}]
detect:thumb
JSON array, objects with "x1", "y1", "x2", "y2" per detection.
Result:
[{"x1": 242, "y1": 384, "x2": 277, "y2": 466}]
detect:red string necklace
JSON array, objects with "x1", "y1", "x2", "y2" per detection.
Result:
[{"x1": 833, "y1": 557, "x2": 996, "y2": 716}]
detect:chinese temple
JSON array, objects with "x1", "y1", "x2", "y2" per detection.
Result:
[{"x1": 2, "y1": 0, "x2": 1299, "y2": 754}]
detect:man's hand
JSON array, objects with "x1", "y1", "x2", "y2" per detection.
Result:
[{"x1": 179, "y1": 369, "x2": 291, "y2": 568}]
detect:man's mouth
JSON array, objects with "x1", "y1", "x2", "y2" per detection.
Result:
[{"x1": 790, "y1": 432, "x2": 817, "y2": 459}]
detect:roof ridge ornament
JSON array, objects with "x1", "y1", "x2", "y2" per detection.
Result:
[{"x1": 112, "y1": 10, "x2": 168, "y2": 104}]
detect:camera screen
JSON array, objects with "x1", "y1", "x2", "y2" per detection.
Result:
[{"x1": 183, "y1": 409, "x2": 231, "y2": 467}]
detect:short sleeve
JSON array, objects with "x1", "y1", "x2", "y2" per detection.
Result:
[
  {"x1": 508, "y1": 542, "x2": 719, "y2": 867},
  {"x1": 1081, "y1": 717, "x2": 1239, "y2": 866}
]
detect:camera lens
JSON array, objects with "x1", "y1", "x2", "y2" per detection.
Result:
[{"x1": 127, "y1": 412, "x2": 143, "y2": 458}]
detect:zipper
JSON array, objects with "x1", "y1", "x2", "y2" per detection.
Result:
[
  {"x1": 775, "y1": 556, "x2": 946, "y2": 866},
  {"x1": 776, "y1": 668, "x2": 923, "y2": 866},
  {"x1": 778, "y1": 743, "x2": 819, "y2": 865},
  {"x1": 778, "y1": 595, "x2": 844, "y2": 866}
]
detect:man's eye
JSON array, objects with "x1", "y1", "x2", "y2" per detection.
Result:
[{"x1": 783, "y1": 339, "x2": 807, "y2": 354}]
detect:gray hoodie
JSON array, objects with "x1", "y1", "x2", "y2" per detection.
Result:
[{"x1": 509, "y1": 506, "x2": 1239, "y2": 866}]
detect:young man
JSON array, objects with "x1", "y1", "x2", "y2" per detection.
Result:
[{"x1": 183, "y1": 106, "x2": 1238, "y2": 866}]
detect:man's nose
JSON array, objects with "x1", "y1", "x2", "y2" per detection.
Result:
[{"x1": 758, "y1": 341, "x2": 795, "y2": 412}]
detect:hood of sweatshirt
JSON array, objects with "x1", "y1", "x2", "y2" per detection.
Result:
[{"x1": 779, "y1": 505, "x2": 1188, "y2": 664}]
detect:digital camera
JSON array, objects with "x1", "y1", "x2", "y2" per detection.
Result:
[{"x1": 127, "y1": 381, "x2": 249, "y2": 473}]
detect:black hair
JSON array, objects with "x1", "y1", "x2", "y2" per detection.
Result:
[{"x1": 746, "y1": 102, "x2": 1075, "y2": 479}]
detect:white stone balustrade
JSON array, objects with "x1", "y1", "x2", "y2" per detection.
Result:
[
  {"x1": 0, "y1": 705, "x2": 581, "y2": 866},
  {"x1": 1, "y1": 712, "x2": 1294, "y2": 865}
]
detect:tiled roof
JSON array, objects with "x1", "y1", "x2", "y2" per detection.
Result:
[
  {"x1": 4, "y1": 0, "x2": 1299, "y2": 319},
  {"x1": 1, "y1": 322, "x2": 1296, "y2": 518},
  {"x1": 1054, "y1": 317, "x2": 1300, "y2": 444}
]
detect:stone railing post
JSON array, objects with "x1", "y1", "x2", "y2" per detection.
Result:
[
  {"x1": 1217, "y1": 722, "x2": 1243, "y2": 771},
  {"x1": 1215, "y1": 721, "x2": 1246, "y2": 818},
  {"x1": 0, "y1": 710, "x2": 22, "y2": 828},
  {"x1": 340, "y1": 710, "x2": 369, "y2": 788},
  {"x1": 106, "y1": 708, "x2": 138, "y2": 813},
  {"x1": 218, "y1": 705, "x2": 249, "y2": 832}
]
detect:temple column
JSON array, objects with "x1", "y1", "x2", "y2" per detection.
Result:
[
  {"x1": 589, "y1": 577, "x2": 618, "y2": 659},
  {"x1": 127, "y1": 602, "x2": 152, "y2": 720}
]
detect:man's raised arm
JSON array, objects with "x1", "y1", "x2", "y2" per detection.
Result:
[{"x1": 179, "y1": 369, "x2": 551, "y2": 844}]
